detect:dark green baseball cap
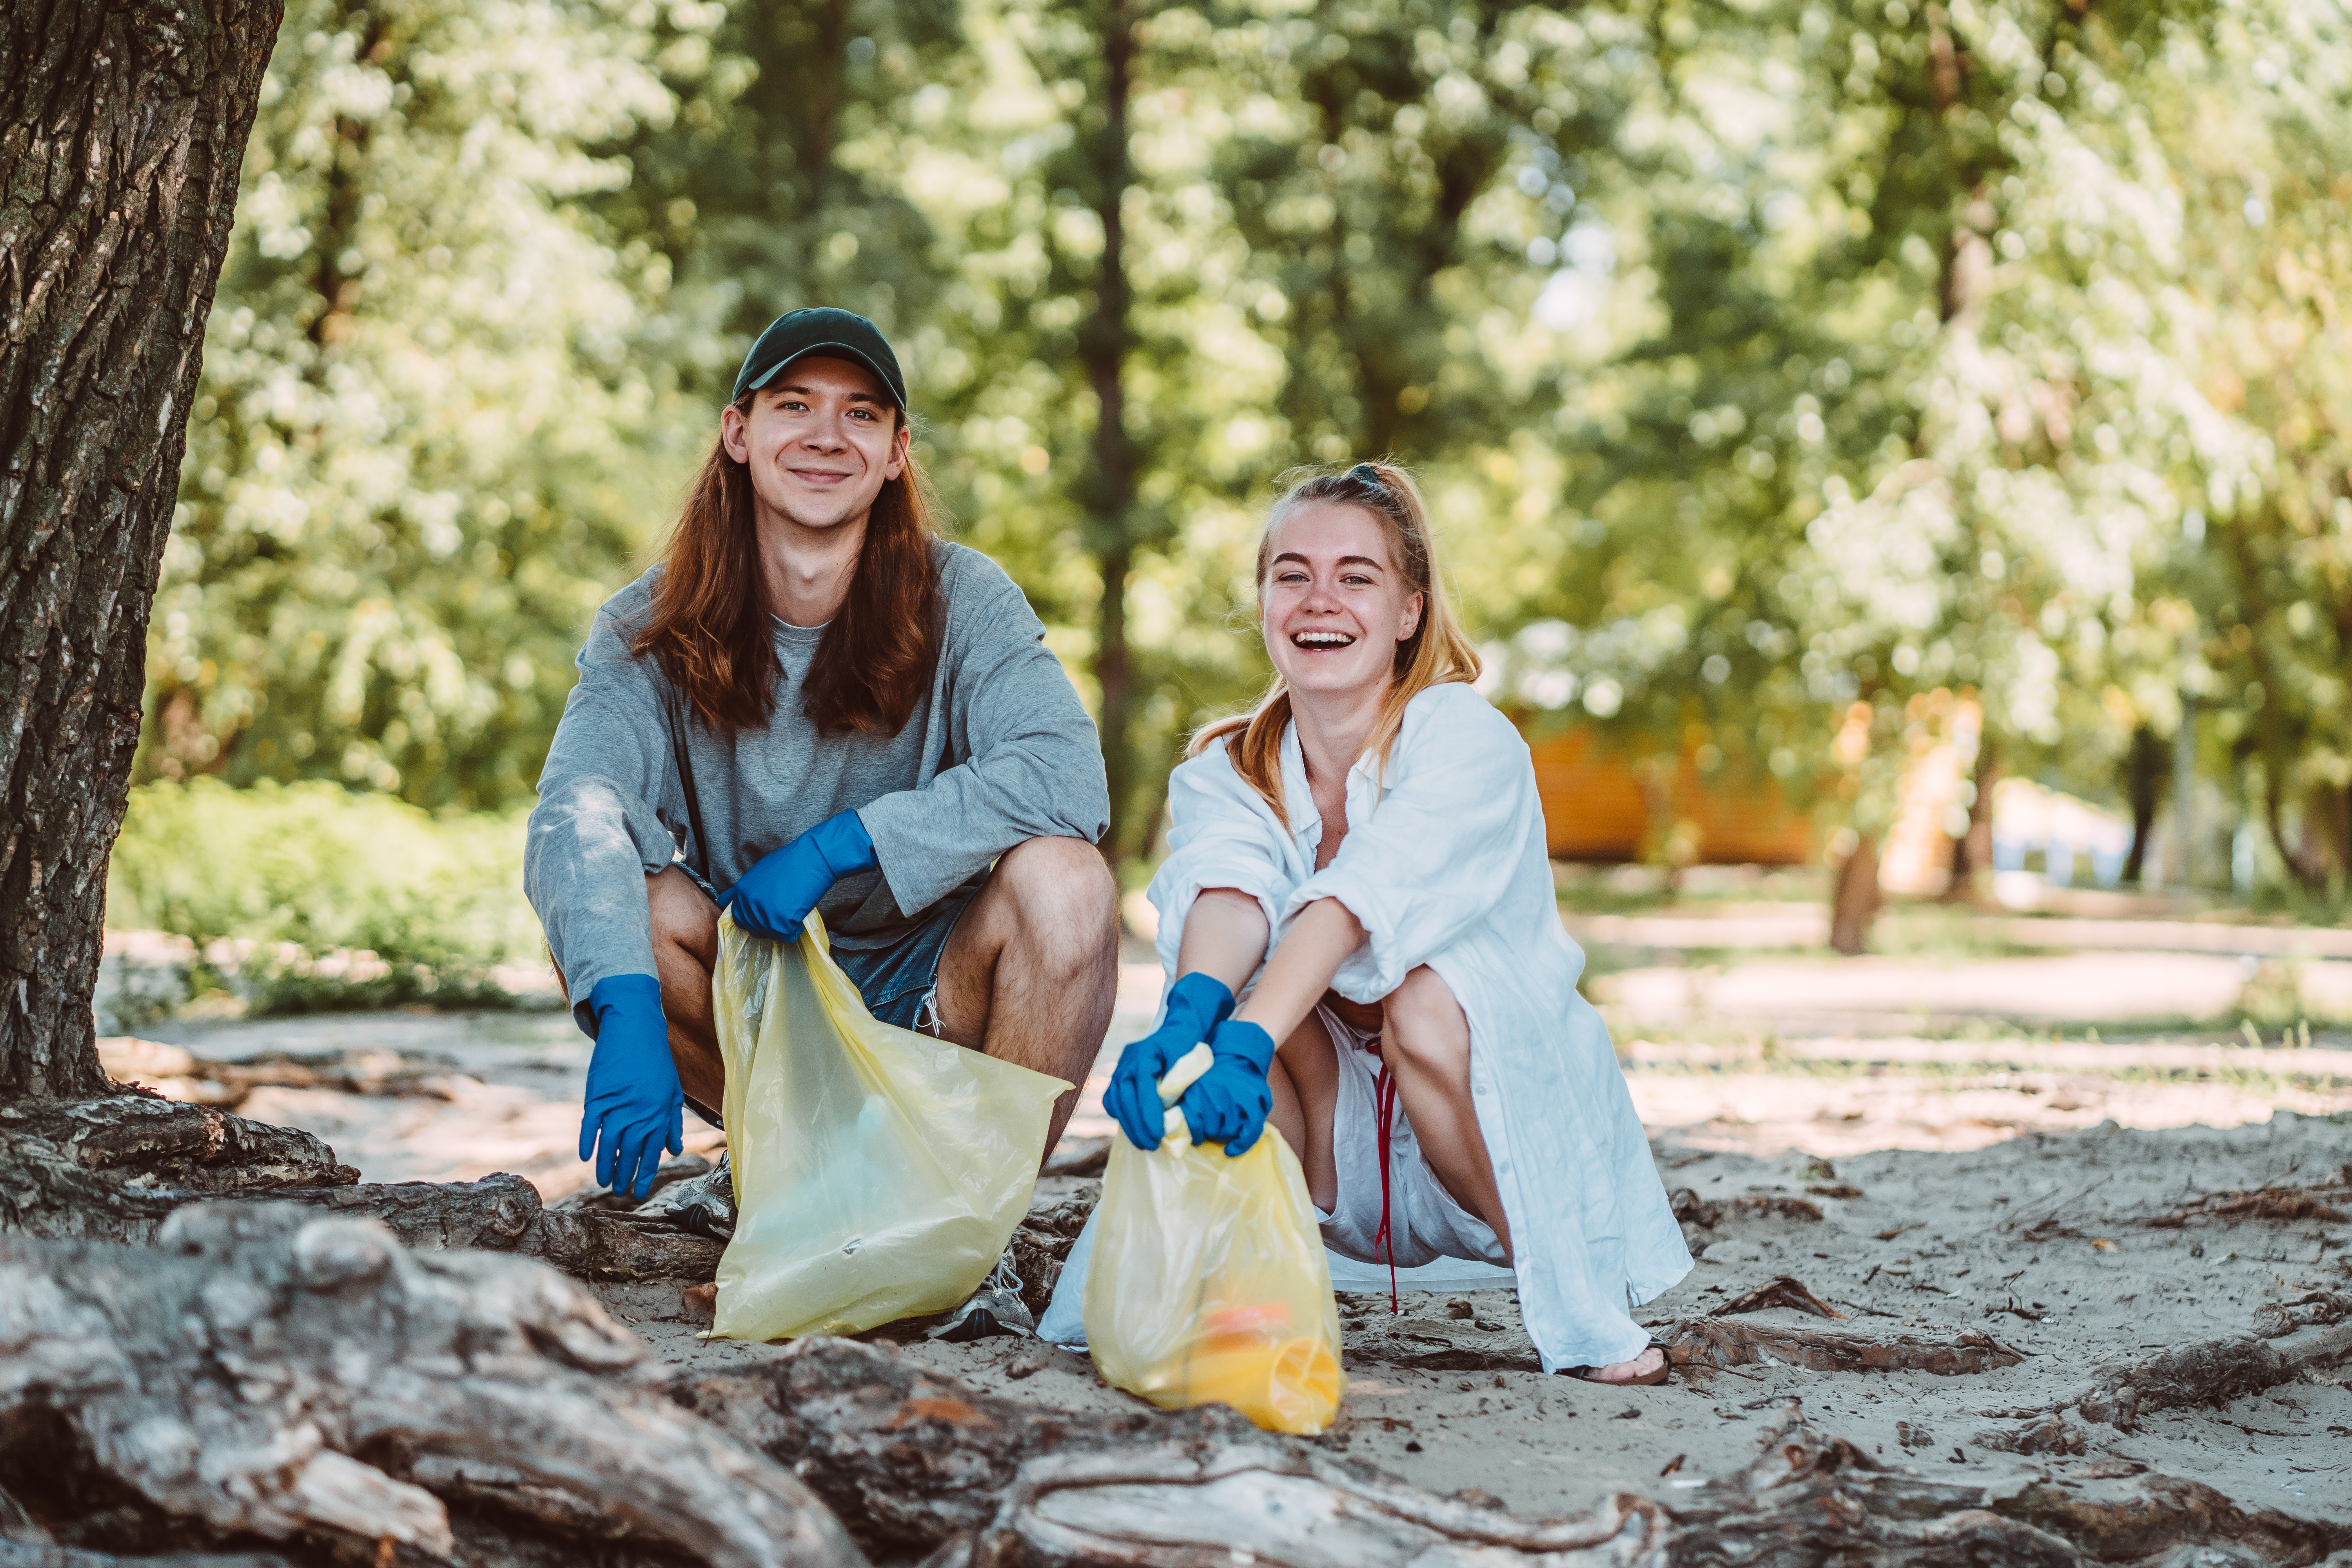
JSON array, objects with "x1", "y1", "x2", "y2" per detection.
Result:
[{"x1": 732, "y1": 307, "x2": 908, "y2": 411}]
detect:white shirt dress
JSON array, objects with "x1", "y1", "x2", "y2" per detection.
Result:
[{"x1": 1128, "y1": 682, "x2": 1691, "y2": 1371}]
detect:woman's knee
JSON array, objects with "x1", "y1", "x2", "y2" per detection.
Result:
[{"x1": 1381, "y1": 965, "x2": 1468, "y2": 1071}]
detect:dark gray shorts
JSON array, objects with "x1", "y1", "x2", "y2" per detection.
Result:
[{"x1": 680, "y1": 861, "x2": 982, "y2": 1034}]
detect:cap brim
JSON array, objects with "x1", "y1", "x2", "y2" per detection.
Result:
[{"x1": 742, "y1": 342, "x2": 906, "y2": 408}]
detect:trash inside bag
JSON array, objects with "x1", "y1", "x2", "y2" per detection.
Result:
[
  {"x1": 1082, "y1": 1045, "x2": 1345, "y2": 1435},
  {"x1": 708, "y1": 911, "x2": 1069, "y2": 1341}
]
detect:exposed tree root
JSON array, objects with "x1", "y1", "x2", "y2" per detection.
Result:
[
  {"x1": 0, "y1": 1204, "x2": 856, "y2": 1567},
  {"x1": 2252, "y1": 1292, "x2": 2352, "y2": 1339},
  {"x1": 1969, "y1": 1413, "x2": 2090, "y2": 1456},
  {"x1": 6, "y1": 1215, "x2": 2348, "y2": 1568},
  {"x1": 1670, "y1": 1190, "x2": 1824, "y2": 1229},
  {"x1": 2142, "y1": 1166, "x2": 2352, "y2": 1229},
  {"x1": 1711, "y1": 1277, "x2": 1845, "y2": 1320},
  {"x1": 1663, "y1": 1411, "x2": 2349, "y2": 1568},
  {"x1": 1666, "y1": 1318, "x2": 2025, "y2": 1376},
  {"x1": 666, "y1": 1340, "x2": 1257, "y2": 1560},
  {"x1": 2075, "y1": 1322, "x2": 2352, "y2": 1432},
  {"x1": 964, "y1": 1438, "x2": 1666, "y2": 1568},
  {"x1": 0, "y1": 1097, "x2": 356, "y2": 1241},
  {"x1": 0, "y1": 1097, "x2": 722, "y2": 1284}
]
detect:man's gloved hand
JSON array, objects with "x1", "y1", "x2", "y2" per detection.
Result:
[
  {"x1": 1178, "y1": 1017, "x2": 1277, "y2": 1157},
  {"x1": 578, "y1": 973, "x2": 684, "y2": 1199},
  {"x1": 1103, "y1": 971, "x2": 1236, "y2": 1150},
  {"x1": 719, "y1": 809, "x2": 877, "y2": 943}
]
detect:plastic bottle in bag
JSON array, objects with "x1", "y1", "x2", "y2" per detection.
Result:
[{"x1": 1081, "y1": 1045, "x2": 1345, "y2": 1434}]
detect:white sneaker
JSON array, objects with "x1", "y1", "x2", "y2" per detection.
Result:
[
  {"x1": 638, "y1": 1151, "x2": 735, "y2": 1240},
  {"x1": 926, "y1": 1252, "x2": 1035, "y2": 1342}
]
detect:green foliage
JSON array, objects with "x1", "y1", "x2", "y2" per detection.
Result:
[
  {"x1": 150, "y1": 0, "x2": 692, "y2": 808},
  {"x1": 107, "y1": 780, "x2": 539, "y2": 1013},
  {"x1": 146, "y1": 0, "x2": 2352, "y2": 897}
]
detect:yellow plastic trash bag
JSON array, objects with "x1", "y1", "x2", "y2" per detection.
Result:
[
  {"x1": 1082, "y1": 1045, "x2": 1346, "y2": 1435},
  {"x1": 707, "y1": 910, "x2": 1069, "y2": 1341}
]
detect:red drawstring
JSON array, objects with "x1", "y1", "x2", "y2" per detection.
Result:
[{"x1": 1373, "y1": 1062, "x2": 1400, "y2": 1314}]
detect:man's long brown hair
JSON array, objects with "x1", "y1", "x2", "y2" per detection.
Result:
[{"x1": 632, "y1": 392, "x2": 943, "y2": 737}]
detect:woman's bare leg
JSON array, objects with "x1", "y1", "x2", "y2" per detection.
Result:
[
  {"x1": 1379, "y1": 965, "x2": 1512, "y2": 1255},
  {"x1": 1380, "y1": 964, "x2": 1663, "y2": 1385},
  {"x1": 1265, "y1": 1007, "x2": 1342, "y2": 1212}
]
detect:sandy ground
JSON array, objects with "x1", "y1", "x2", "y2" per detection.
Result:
[
  {"x1": 112, "y1": 944, "x2": 2352, "y2": 1535},
  {"x1": 596, "y1": 1113, "x2": 2352, "y2": 1534}
]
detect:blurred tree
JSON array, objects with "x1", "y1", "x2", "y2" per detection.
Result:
[
  {"x1": 601, "y1": 0, "x2": 963, "y2": 365},
  {"x1": 149, "y1": 0, "x2": 683, "y2": 808}
]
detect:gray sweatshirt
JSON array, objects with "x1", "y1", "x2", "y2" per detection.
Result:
[{"x1": 525, "y1": 541, "x2": 1108, "y2": 1025}]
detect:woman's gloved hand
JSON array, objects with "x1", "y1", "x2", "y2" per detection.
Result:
[
  {"x1": 1178, "y1": 1017, "x2": 1277, "y2": 1156},
  {"x1": 1103, "y1": 971, "x2": 1235, "y2": 1150},
  {"x1": 578, "y1": 973, "x2": 684, "y2": 1199},
  {"x1": 719, "y1": 809, "x2": 877, "y2": 943}
]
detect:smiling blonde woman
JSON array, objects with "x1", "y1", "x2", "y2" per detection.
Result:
[{"x1": 1068, "y1": 461, "x2": 1691, "y2": 1386}]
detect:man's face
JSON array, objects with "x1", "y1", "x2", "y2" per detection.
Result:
[{"x1": 721, "y1": 355, "x2": 908, "y2": 532}]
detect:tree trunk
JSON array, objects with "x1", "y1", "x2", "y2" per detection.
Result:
[
  {"x1": 1079, "y1": 1, "x2": 1139, "y2": 865},
  {"x1": 1828, "y1": 833, "x2": 1879, "y2": 956},
  {"x1": 2120, "y1": 725, "x2": 2163, "y2": 883},
  {"x1": 1941, "y1": 735, "x2": 1996, "y2": 904},
  {"x1": 0, "y1": 0, "x2": 283, "y2": 1101}
]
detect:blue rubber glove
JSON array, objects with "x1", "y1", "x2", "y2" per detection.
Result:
[
  {"x1": 1103, "y1": 972, "x2": 1236, "y2": 1151},
  {"x1": 578, "y1": 974, "x2": 684, "y2": 1199},
  {"x1": 719, "y1": 809, "x2": 877, "y2": 943},
  {"x1": 1178, "y1": 1017, "x2": 1277, "y2": 1157}
]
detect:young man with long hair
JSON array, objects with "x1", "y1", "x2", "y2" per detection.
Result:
[{"x1": 526, "y1": 310, "x2": 1118, "y2": 1317}]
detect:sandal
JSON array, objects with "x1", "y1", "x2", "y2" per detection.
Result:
[{"x1": 1568, "y1": 1339, "x2": 1672, "y2": 1387}]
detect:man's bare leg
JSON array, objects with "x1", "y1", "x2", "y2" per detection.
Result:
[
  {"x1": 644, "y1": 867, "x2": 724, "y2": 1114},
  {"x1": 929, "y1": 836, "x2": 1120, "y2": 1156}
]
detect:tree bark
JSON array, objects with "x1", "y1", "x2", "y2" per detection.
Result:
[
  {"x1": 0, "y1": 0, "x2": 283, "y2": 1101},
  {"x1": 0, "y1": 1203, "x2": 857, "y2": 1567},
  {"x1": 1077, "y1": 0, "x2": 1140, "y2": 864},
  {"x1": 0, "y1": 1093, "x2": 730, "y2": 1279}
]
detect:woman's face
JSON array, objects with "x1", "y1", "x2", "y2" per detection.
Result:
[{"x1": 1260, "y1": 501, "x2": 1423, "y2": 706}]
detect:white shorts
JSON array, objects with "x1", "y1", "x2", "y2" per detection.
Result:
[{"x1": 1310, "y1": 1004, "x2": 1508, "y2": 1272}]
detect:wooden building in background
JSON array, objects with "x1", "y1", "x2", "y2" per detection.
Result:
[{"x1": 1527, "y1": 730, "x2": 1815, "y2": 865}]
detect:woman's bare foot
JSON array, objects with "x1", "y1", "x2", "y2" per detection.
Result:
[{"x1": 1573, "y1": 1345, "x2": 1669, "y2": 1385}]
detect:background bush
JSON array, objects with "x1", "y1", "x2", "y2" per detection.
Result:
[{"x1": 107, "y1": 779, "x2": 543, "y2": 1014}]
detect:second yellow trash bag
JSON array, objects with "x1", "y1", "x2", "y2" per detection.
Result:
[
  {"x1": 707, "y1": 910, "x2": 1069, "y2": 1342},
  {"x1": 1081, "y1": 1047, "x2": 1346, "y2": 1435}
]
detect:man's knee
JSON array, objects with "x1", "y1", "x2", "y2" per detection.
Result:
[
  {"x1": 993, "y1": 836, "x2": 1117, "y2": 965},
  {"x1": 1381, "y1": 965, "x2": 1467, "y2": 1068},
  {"x1": 645, "y1": 866, "x2": 718, "y2": 967}
]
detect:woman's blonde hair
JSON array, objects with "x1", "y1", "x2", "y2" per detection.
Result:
[{"x1": 1192, "y1": 461, "x2": 1481, "y2": 821}]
